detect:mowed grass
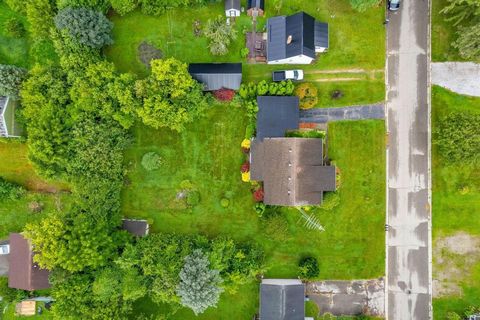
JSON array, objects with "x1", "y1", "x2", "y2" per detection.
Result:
[
  {"x1": 105, "y1": 0, "x2": 385, "y2": 78},
  {"x1": 431, "y1": 86, "x2": 480, "y2": 319},
  {"x1": 122, "y1": 100, "x2": 385, "y2": 318}
]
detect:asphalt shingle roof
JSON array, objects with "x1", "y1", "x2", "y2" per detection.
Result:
[{"x1": 188, "y1": 63, "x2": 242, "y2": 91}]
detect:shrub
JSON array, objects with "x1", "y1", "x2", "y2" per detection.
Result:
[
  {"x1": 141, "y1": 152, "x2": 162, "y2": 171},
  {"x1": 54, "y1": 7, "x2": 113, "y2": 48},
  {"x1": 110, "y1": 0, "x2": 138, "y2": 15},
  {"x1": 254, "y1": 202, "x2": 266, "y2": 217},
  {"x1": 245, "y1": 100, "x2": 259, "y2": 119},
  {"x1": 241, "y1": 139, "x2": 251, "y2": 150},
  {"x1": 257, "y1": 80, "x2": 269, "y2": 95},
  {"x1": 212, "y1": 88, "x2": 235, "y2": 101},
  {"x1": 434, "y1": 112, "x2": 480, "y2": 164},
  {"x1": 253, "y1": 188, "x2": 264, "y2": 202},
  {"x1": 245, "y1": 123, "x2": 255, "y2": 139},
  {"x1": 4, "y1": 18, "x2": 25, "y2": 38},
  {"x1": 0, "y1": 64, "x2": 27, "y2": 98},
  {"x1": 241, "y1": 171, "x2": 250, "y2": 182},
  {"x1": 0, "y1": 177, "x2": 25, "y2": 201},
  {"x1": 0, "y1": 277, "x2": 18, "y2": 302},
  {"x1": 220, "y1": 198, "x2": 230, "y2": 208},
  {"x1": 298, "y1": 256, "x2": 320, "y2": 279},
  {"x1": 241, "y1": 162, "x2": 250, "y2": 173},
  {"x1": 186, "y1": 190, "x2": 201, "y2": 207},
  {"x1": 320, "y1": 192, "x2": 340, "y2": 211},
  {"x1": 295, "y1": 83, "x2": 318, "y2": 109},
  {"x1": 240, "y1": 47, "x2": 249, "y2": 58}
]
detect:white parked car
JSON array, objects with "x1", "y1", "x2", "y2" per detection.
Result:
[
  {"x1": 0, "y1": 244, "x2": 10, "y2": 255},
  {"x1": 272, "y1": 70, "x2": 304, "y2": 81}
]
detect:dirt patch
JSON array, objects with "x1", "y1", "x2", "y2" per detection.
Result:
[
  {"x1": 137, "y1": 41, "x2": 163, "y2": 68},
  {"x1": 433, "y1": 232, "x2": 480, "y2": 298}
]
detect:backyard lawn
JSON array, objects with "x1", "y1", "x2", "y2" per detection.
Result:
[
  {"x1": 431, "y1": 86, "x2": 480, "y2": 319},
  {"x1": 121, "y1": 99, "x2": 386, "y2": 318},
  {"x1": 0, "y1": 2, "x2": 30, "y2": 68}
]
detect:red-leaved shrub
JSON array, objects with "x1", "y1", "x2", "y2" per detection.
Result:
[
  {"x1": 213, "y1": 88, "x2": 235, "y2": 101},
  {"x1": 241, "y1": 162, "x2": 250, "y2": 173},
  {"x1": 253, "y1": 188, "x2": 264, "y2": 202}
]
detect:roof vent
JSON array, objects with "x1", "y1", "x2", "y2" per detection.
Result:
[{"x1": 287, "y1": 35, "x2": 293, "y2": 45}]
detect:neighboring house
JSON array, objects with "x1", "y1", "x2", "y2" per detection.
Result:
[
  {"x1": 8, "y1": 233, "x2": 50, "y2": 291},
  {"x1": 260, "y1": 279, "x2": 313, "y2": 320},
  {"x1": 122, "y1": 219, "x2": 150, "y2": 237},
  {"x1": 225, "y1": 0, "x2": 241, "y2": 17},
  {"x1": 250, "y1": 96, "x2": 336, "y2": 206},
  {"x1": 267, "y1": 12, "x2": 329, "y2": 64},
  {"x1": 247, "y1": 0, "x2": 265, "y2": 17},
  {"x1": 188, "y1": 63, "x2": 242, "y2": 91},
  {"x1": 0, "y1": 96, "x2": 22, "y2": 137}
]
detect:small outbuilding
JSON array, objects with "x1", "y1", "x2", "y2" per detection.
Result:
[
  {"x1": 225, "y1": 0, "x2": 241, "y2": 17},
  {"x1": 0, "y1": 97, "x2": 23, "y2": 137},
  {"x1": 8, "y1": 233, "x2": 50, "y2": 291},
  {"x1": 122, "y1": 219, "x2": 150, "y2": 237},
  {"x1": 188, "y1": 63, "x2": 242, "y2": 91},
  {"x1": 15, "y1": 300, "x2": 37, "y2": 316},
  {"x1": 247, "y1": 0, "x2": 265, "y2": 17},
  {"x1": 260, "y1": 279, "x2": 308, "y2": 320}
]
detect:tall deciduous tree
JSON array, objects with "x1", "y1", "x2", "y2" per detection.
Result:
[
  {"x1": 54, "y1": 7, "x2": 113, "y2": 48},
  {"x1": 177, "y1": 249, "x2": 223, "y2": 315},
  {"x1": 135, "y1": 58, "x2": 208, "y2": 131},
  {"x1": 204, "y1": 16, "x2": 238, "y2": 56},
  {"x1": 453, "y1": 24, "x2": 480, "y2": 59},
  {"x1": 0, "y1": 64, "x2": 27, "y2": 98},
  {"x1": 110, "y1": 0, "x2": 138, "y2": 15}
]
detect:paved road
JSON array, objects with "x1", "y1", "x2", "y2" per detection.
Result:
[
  {"x1": 431, "y1": 62, "x2": 480, "y2": 97},
  {"x1": 386, "y1": 0, "x2": 432, "y2": 319},
  {"x1": 300, "y1": 104, "x2": 384, "y2": 123}
]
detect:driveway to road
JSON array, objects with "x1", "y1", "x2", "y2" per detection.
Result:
[
  {"x1": 386, "y1": 0, "x2": 432, "y2": 319},
  {"x1": 431, "y1": 62, "x2": 480, "y2": 97},
  {"x1": 300, "y1": 104, "x2": 384, "y2": 123}
]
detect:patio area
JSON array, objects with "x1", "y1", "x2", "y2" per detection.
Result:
[{"x1": 246, "y1": 32, "x2": 267, "y2": 63}]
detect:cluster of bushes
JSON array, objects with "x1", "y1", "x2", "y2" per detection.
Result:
[
  {"x1": 239, "y1": 80, "x2": 295, "y2": 101},
  {"x1": 0, "y1": 64, "x2": 27, "y2": 98},
  {"x1": 0, "y1": 177, "x2": 26, "y2": 201},
  {"x1": 295, "y1": 83, "x2": 318, "y2": 109}
]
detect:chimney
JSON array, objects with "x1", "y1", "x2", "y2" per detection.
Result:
[{"x1": 287, "y1": 35, "x2": 293, "y2": 45}]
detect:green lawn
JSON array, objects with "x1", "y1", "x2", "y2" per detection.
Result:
[
  {"x1": 122, "y1": 99, "x2": 385, "y2": 318},
  {"x1": 105, "y1": 0, "x2": 385, "y2": 78},
  {"x1": 0, "y1": 3, "x2": 30, "y2": 67},
  {"x1": 431, "y1": 86, "x2": 480, "y2": 319}
]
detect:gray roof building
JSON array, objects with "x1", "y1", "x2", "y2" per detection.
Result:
[
  {"x1": 250, "y1": 138, "x2": 336, "y2": 206},
  {"x1": 256, "y1": 96, "x2": 299, "y2": 140},
  {"x1": 0, "y1": 97, "x2": 22, "y2": 137},
  {"x1": 260, "y1": 279, "x2": 306, "y2": 320},
  {"x1": 188, "y1": 63, "x2": 242, "y2": 91},
  {"x1": 225, "y1": 0, "x2": 240, "y2": 10},
  {"x1": 267, "y1": 12, "x2": 329, "y2": 63},
  {"x1": 8, "y1": 233, "x2": 50, "y2": 291}
]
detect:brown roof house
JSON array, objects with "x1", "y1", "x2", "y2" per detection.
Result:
[
  {"x1": 8, "y1": 233, "x2": 50, "y2": 291},
  {"x1": 250, "y1": 96, "x2": 336, "y2": 206}
]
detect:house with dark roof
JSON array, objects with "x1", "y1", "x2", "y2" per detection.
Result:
[
  {"x1": 8, "y1": 233, "x2": 50, "y2": 291},
  {"x1": 260, "y1": 279, "x2": 311, "y2": 320},
  {"x1": 247, "y1": 0, "x2": 265, "y2": 16},
  {"x1": 122, "y1": 219, "x2": 150, "y2": 237},
  {"x1": 188, "y1": 63, "x2": 242, "y2": 91},
  {"x1": 0, "y1": 97, "x2": 22, "y2": 137},
  {"x1": 225, "y1": 0, "x2": 240, "y2": 17},
  {"x1": 267, "y1": 12, "x2": 329, "y2": 64},
  {"x1": 250, "y1": 96, "x2": 336, "y2": 206}
]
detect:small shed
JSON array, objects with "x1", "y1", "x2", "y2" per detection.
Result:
[
  {"x1": 122, "y1": 219, "x2": 150, "y2": 237},
  {"x1": 225, "y1": 0, "x2": 241, "y2": 17},
  {"x1": 0, "y1": 97, "x2": 23, "y2": 137},
  {"x1": 247, "y1": 0, "x2": 265, "y2": 17},
  {"x1": 15, "y1": 300, "x2": 36, "y2": 316},
  {"x1": 8, "y1": 233, "x2": 50, "y2": 291},
  {"x1": 188, "y1": 63, "x2": 242, "y2": 91}
]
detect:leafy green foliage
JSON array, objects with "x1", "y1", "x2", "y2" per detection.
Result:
[
  {"x1": 110, "y1": 0, "x2": 138, "y2": 15},
  {"x1": 56, "y1": 0, "x2": 111, "y2": 11},
  {"x1": 186, "y1": 190, "x2": 201, "y2": 207},
  {"x1": 26, "y1": 0, "x2": 56, "y2": 39},
  {"x1": 141, "y1": 152, "x2": 162, "y2": 171},
  {"x1": 54, "y1": 7, "x2": 113, "y2": 49},
  {"x1": 434, "y1": 112, "x2": 480, "y2": 164},
  {"x1": 3, "y1": 18, "x2": 25, "y2": 38},
  {"x1": 0, "y1": 177, "x2": 25, "y2": 201},
  {"x1": 177, "y1": 249, "x2": 223, "y2": 315},
  {"x1": 0, "y1": 64, "x2": 27, "y2": 98},
  {"x1": 453, "y1": 24, "x2": 480, "y2": 59},
  {"x1": 298, "y1": 256, "x2": 320, "y2": 279},
  {"x1": 349, "y1": 0, "x2": 381, "y2": 12},
  {"x1": 135, "y1": 58, "x2": 208, "y2": 131},
  {"x1": 204, "y1": 15, "x2": 238, "y2": 56},
  {"x1": 0, "y1": 277, "x2": 19, "y2": 303},
  {"x1": 4, "y1": 0, "x2": 25, "y2": 13},
  {"x1": 295, "y1": 83, "x2": 318, "y2": 109}
]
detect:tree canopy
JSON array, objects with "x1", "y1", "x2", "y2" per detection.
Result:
[{"x1": 0, "y1": 64, "x2": 27, "y2": 98}]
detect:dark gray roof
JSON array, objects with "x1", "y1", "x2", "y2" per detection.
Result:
[
  {"x1": 225, "y1": 0, "x2": 240, "y2": 10},
  {"x1": 260, "y1": 280, "x2": 305, "y2": 320},
  {"x1": 256, "y1": 96, "x2": 299, "y2": 140},
  {"x1": 188, "y1": 63, "x2": 242, "y2": 91},
  {"x1": 122, "y1": 219, "x2": 149, "y2": 237},
  {"x1": 267, "y1": 12, "x2": 317, "y2": 61},
  {"x1": 250, "y1": 138, "x2": 335, "y2": 206},
  {"x1": 8, "y1": 233, "x2": 50, "y2": 291},
  {"x1": 247, "y1": 0, "x2": 264, "y2": 10},
  {"x1": 314, "y1": 21, "x2": 329, "y2": 49}
]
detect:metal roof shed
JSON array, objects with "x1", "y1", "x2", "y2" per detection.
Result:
[
  {"x1": 188, "y1": 63, "x2": 242, "y2": 91},
  {"x1": 260, "y1": 279, "x2": 306, "y2": 320}
]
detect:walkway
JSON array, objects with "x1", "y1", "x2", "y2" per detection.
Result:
[
  {"x1": 307, "y1": 278, "x2": 385, "y2": 317},
  {"x1": 299, "y1": 103, "x2": 384, "y2": 123},
  {"x1": 431, "y1": 62, "x2": 480, "y2": 97},
  {"x1": 386, "y1": 0, "x2": 432, "y2": 319}
]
